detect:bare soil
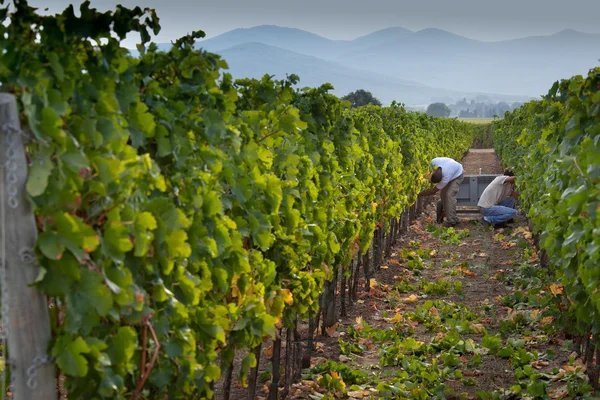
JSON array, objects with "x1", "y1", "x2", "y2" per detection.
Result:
[{"x1": 461, "y1": 149, "x2": 504, "y2": 175}]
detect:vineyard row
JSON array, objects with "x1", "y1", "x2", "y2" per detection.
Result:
[
  {"x1": 493, "y1": 66, "x2": 600, "y2": 389},
  {"x1": 0, "y1": 2, "x2": 475, "y2": 399}
]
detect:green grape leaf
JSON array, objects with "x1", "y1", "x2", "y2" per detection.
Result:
[
  {"x1": 38, "y1": 231, "x2": 65, "y2": 260},
  {"x1": 53, "y1": 336, "x2": 91, "y2": 377},
  {"x1": 27, "y1": 153, "x2": 53, "y2": 197},
  {"x1": 108, "y1": 327, "x2": 137, "y2": 365}
]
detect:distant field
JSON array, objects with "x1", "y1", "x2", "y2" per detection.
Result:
[{"x1": 458, "y1": 118, "x2": 496, "y2": 124}]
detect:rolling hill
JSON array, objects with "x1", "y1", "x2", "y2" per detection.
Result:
[
  {"x1": 194, "y1": 25, "x2": 600, "y2": 97},
  {"x1": 216, "y1": 42, "x2": 531, "y2": 106},
  {"x1": 192, "y1": 25, "x2": 345, "y2": 59}
]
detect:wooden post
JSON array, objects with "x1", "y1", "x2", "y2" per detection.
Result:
[{"x1": 0, "y1": 93, "x2": 56, "y2": 400}]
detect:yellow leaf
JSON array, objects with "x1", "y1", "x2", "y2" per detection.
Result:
[
  {"x1": 329, "y1": 370, "x2": 346, "y2": 388},
  {"x1": 469, "y1": 323, "x2": 485, "y2": 334},
  {"x1": 386, "y1": 313, "x2": 403, "y2": 323},
  {"x1": 429, "y1": 249, "x2": 437, "y2": 257},
  {"x1": 370, "y1": 278, "x2": 379, "y2": 288},
  {"x1": 541, "y1": 316, "x2": 554, "y2": 325},
  {"x1": 281, "y1": 289, "x2": 294, "y2": 305},
  {"x1": 549, "y1": 284, "x2": 564, "y2": 296},
  {"x1": 402, "y1": 294, "x2": 418, "y2": 303},
  {"x1": 381, "y1": 265, "x2": 389, "y2": 269}
]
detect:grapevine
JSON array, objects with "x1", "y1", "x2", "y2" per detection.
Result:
[
  {"x1": 0, "y1": 1, "x2": 474, "y2": 398},
  {"x1": 493, "y1": 66, "x2": 600, "y2": 389}
]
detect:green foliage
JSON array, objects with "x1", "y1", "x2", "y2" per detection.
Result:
[
  {"x1": 419, "y1": 279, "x2": 452, "y2": 296},
  {"x1": 492, "y1": 66, "x2": 600, "y2": 348},
  {"x1": 0, "y1": 1, "x2": 474, "y2": 398},
  {"x1": 341, "y1": 89, "x2": 382, "y2": 107},
  {"x1": 471, "y1": 124, "x2": 494, "y2": 148},
  {"x1": 426, "y1": 102, "x2": 451, "y2": 118},
  {"x1": 427, "y1": 225, "x2": 470, "y2": 244}
]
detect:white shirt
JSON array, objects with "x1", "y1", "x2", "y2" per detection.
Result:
[
  {"x1": 478, "y1": 176, "x2": 513, "y2": 208},
  {"x1": 431, "y1": 157, "x2": 463, "y2": 190}
]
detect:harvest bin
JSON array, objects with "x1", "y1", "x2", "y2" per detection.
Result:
[{"x1": 456, "y1": 174, "x2": 500, "y2": 212}]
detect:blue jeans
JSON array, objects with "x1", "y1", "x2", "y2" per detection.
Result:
[{"x1": 481, "y1": 197, "x2": 517, "y2": 224}]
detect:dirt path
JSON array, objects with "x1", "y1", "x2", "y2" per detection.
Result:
[
  {"x1": 461, "y1": 149, "x2": 504, "y2": 175},
  {"x1": 289, "y1": 150, "x2": 592, "y2": 400}
]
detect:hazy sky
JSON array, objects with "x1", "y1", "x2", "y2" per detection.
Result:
[{"x1": 37, "y1": 0, "x2": 600, "y2": 46}]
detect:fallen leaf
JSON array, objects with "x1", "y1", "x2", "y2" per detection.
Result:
[
  {"x1": 541, "y1": 316, "x2": 554, "y2": 325},
  {"x1": 549, "y1": 284, "x2": 564, "y2": 296},
  {"x1": 358, "y1": 337, "x2": 374, "y2": 350},
  {"x1": 469, "y1": 323, "x2": 485, "y2": 334},
  {"x1": 381, "y1": 265, "x2": 389, "y2": 269},
  {"x1": 370, "y1": 278, "x2": 379, "y2": 288},
  {"x1": 402, "y1": 294, "x2": 418, "y2": 303},
  {"x1": 531, "y1": 360, "x2": 550, "y2": 369},
  {"x1": 550, "y1": 370, "x2": 566, "y2": 382},
  {"x1": 339, "y1": 355, "x2": 350, "y2": 362},
  {"x1": 385, "y1": 313, "x2": 403, "y2": 323},
  {"x1": 325, "y1": 322, "x2": 340, "y2": 337},
  {"x1": 354, "y1": 316, "x2": 364, "y2": 332},
  {"x1": 547, "y1": 385, "x2": 569, "y2": 399}
]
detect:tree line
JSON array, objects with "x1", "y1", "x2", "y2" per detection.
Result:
[{"x1": 340, "y1": 90, "x2": 525, "y2": 119}]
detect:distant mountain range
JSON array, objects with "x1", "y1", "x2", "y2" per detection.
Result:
[
  {"x1": 216, "y1": 42, "x2": 527, "y2": 106},
  {"x1": 133, "y1": 26, "x2": 600, "y2": 106}
]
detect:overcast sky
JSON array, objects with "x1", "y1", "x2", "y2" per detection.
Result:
[{"x1": 37, "y1": 0, "x2": 600, "y2": 46}]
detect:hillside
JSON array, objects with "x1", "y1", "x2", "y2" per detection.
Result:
[
  {"x1": 193, "y1": 25, "x2": 346, "y2": 59},
  {"x1": 217, "y1": 42, "x2": 530, "y2": 105},
  {"x1": 194, "y1": 25, "x2": 600, "y2": 96}
]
